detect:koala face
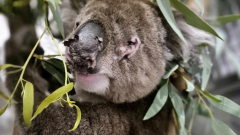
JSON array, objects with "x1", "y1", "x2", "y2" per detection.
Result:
[
  {"x1": 63, "y1": 0, "x2": 170, "y2": 103},
  {"x1": 63, "y1": 0, "x2": 212, "y2": 103}
]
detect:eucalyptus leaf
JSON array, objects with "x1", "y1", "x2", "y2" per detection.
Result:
[
  {"x1": 169, "y1": 84, "x2": 187, "y2": 135},
  {"x1": 45, "y1": 0, "x2": 62, "y2": 10},
  {"x1": 48, "y1": 1, "x2": 65, "y2": 39},
  {"x1": 32, "y1": 83, "x2": 74, "y2": 120},
  {"x1": 211, "y1": 119, "x2": 236, "y2": 135},
  {"x1": 202, "y1": 91, "x2": 221, "y2": 103},
  {"x1": 169, "y1": 0, "x2": 222, "y2": 40},
  {"x1": 0, "y1": 91, "x2": 9, "y2": 100},
  {"x1": 182, "y1": 77, "x2": 195, "y2": 92},
  {"x1": 201, "y1": 47, "x2": 212, "y2": 90},
  {"x1": 156, "y1": 0, "x2": 187, "y2": 43},
  {"x1": 208, "y1": 95, "x2": 240, "y2": 119},
  {"x1": 194, "y1": 0, "x2": 204, "y2": 15},
  {"x1": 69, "y1": 105, "x2": 81, "y2": 132},
  {"x1": 215, "y1": 14, "x2": 240, "y2": 27},
  {"x1": 0, "y1": 64, "x2": 22, "y2": 71},
  {"x1": 215, "y1": 29, "x2": 226, "y2": 58},
  {"x1": 23, "y1": 81, "x2": 34, "y2": 127},
  {"x1": 143, "y1": 81, "x2": 168, "y2": 120},
  {"x1": 46, "y1": 58, "x2": 65, "y2": 71},
  {"x1": 163, "y1": 64, "x2": 179, "y2": 79},
  {"x1": 41, "y1": 60, "x2": 65, "y2": 85},
  {"x1": 169, "y1": 83, "x2": 187, "y2": 103},
  {"x1": 0, "y1": 104, "x2": 8, "y2": 116}
]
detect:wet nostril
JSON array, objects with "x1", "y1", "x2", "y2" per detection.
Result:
[{"x1": 86, "y1": 57, "x2": 96, "y2": 69}]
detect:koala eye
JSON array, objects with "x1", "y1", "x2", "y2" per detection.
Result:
[
  {"x1": 127, "y1": 41, "x2": 136, "y2": 46},
  {"x1": 76, "y1": 22, "x2": 80, "y2": 28}
]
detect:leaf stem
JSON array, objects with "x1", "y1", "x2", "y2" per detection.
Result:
[
  {"x1": 196, "y1": 90, "x2": 214, "y2": 119},
  {"x1": 8, "y1": 27, "x2": 47, "y2": 102},
  {"x1": 47, "y1": 28, "x2": 68, "y2": 85}
]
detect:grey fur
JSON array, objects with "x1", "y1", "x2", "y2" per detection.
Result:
[{"x1": 5, "y1": 0, "x2": 213, "y2": 134}]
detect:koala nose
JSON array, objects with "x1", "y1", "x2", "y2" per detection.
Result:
[{"x1": 64, "y1": 22, "x2": 104, "y2": 73}]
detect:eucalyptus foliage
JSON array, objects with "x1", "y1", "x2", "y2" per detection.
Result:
[{"x1": 0, "y1": 0, "x2": 240, "y2": 134}]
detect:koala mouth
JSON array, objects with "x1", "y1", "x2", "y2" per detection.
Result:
[
  {"x1": 76, "y1": 72, "x2": 110, "y2": 94},
  {"x1": 77, "y1": 73, "x2": 106, "y2": 83}
]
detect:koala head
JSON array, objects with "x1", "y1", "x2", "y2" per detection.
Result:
[{"x1": 63, "y1": 0, "x2": 212, "y2": 103}]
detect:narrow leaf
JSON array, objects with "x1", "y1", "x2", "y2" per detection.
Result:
[
  {"x1": 182, "y1": 77, "x2": 195, "y2": 92},
  {"x1": 156, "y1": 0, "x2": 187, "y2": 43},
  {"x1": 201, "y1": 47, "x2": 212, "y2": 90},
  {"x1": 194, "y1": 0, "x2": 204, "y2": 16},
  {"x1": 163, "y1": 64, "x2": 179, "y2": 79},
  {"x1": 143, "y1": 81, "x2": 168, "y2": 120},
  {"x1": 69, "y1": 105, "x2": 81, "y2": 132},
  {"x1": 23, "y1": 81, "x2": 34, "y2": 127},
  {"x1": 0, "y1": 64, "x2": 22, "y2": 71},
  {"x1": 211, "y1": 119, "x2": 236, "y2": 135},
  {"x1": 32, "y1": 83, "x2": 73, "y2": 120},
  {"x1": 202, "y1": 91, "x2": 221, "y2": 103},
  {"x1": 48, "y1": 1, "x2": 65, "y2": 39},
  {"x1": 41, "y1": 61, "x2": 65, "y2": 85},
  {"x1": 208, "y1": 95, "x2": 240, "y2": 119},
  {"x1": 215, "y1": 14, "x2": 240, "y2": 27},
  {"x1": 0, "y1": 104, "x2": 8, "y2": 116},
  {"x1": 0, "y1": 91, "x2": 9, "y2": 100},
  {"x1": 169, "y1": 0, "x2": 222, "y2": 40},
  {"x1": 46, "y1": 58, "x2": 65, "y2": 71},
  {"x1": 169, "y1": 83, "x2": 187, "y2": 135},
  {"x1": 45, "y1": 0, "x2": 62, "y2": 10}
]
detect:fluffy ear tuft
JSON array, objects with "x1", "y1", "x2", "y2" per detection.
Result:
[{"x1": 165, "y1": 11, "x2": 214, "y2": 64}]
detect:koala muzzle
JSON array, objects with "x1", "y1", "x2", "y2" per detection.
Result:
[{"x1": 64, "y1": 22, "x2": 105, "y2": 74}]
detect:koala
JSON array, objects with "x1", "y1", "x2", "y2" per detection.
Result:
[{"x1": 5, "y1": 0, "x2": 213, "y2": 135}]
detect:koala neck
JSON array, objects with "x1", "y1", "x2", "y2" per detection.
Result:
[{"x1": 70, "y1": 89, "x2": 109, "y2": 104}]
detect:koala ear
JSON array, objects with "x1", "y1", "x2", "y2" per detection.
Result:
[
  {"x1": 164, "y1": 11, "x2": 214, "y2": 63},
  {"x1": 117, "y1": 37, "x2": 141, "y2": 60}
]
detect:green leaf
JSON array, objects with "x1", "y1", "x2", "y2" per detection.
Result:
[
  {"x1": 156, "y1": 0, "x2": 187, "y2": 43},
  {"x1": 163, "y1": 64, "x2": 179, "y2": 79},
  {"x1": 0, "y1": 91, "x2": 9, "y2": 100},
  {"x1": 23, "y1": 81, "x2": 34, "y2": 127},
  {"x1": 69, "y1": 105, "x2": 81, "y2": 132},
  {"x1": 215, "y1": 14, "x2": 240, "y2": 27},
  {"x1": 225, "y1": 49, "x2": 240, "y2": 78},
  {"x1": 215, "y1": 29, "x2": 226, "y2": 58},
  {"x1": 182, "y1": 77, "x2": 195, "y2": 92},
  {"x1": 41, "y1": 60, "x2": 65, "y2": 85},
  {"x1": 45, "y1": 0, "x2": 62, "y2": 10},
  {"x1": 169, "y1": 84, "x2": 187, "y2": 135},
  {"x1": 202, "y1": 91, "x2": 221, "y2": 103},
  {"x1": 194, "y1": 0, "x2": 204, "y2": 15},
  {"x1": 48, "y1": 1, "x2": 65, "y2": 39},
  {"x1": 211, "y1": 119, "x2": 236, "y2": 135},
  {"x1": 143, "y1": 81, "x2": 168, "y2": 120},
  {"x1": 0, "y1": 64, "x2": 22, "y2": 71},
  {"x1": 0, "y1": 104, "x2": 8, "y2": 116},
  {"x1": 46, "y1": 58, "x2": 65, "y2": 71},
  {"x1": 201, "y1": 47, "x2": 212, "y2": 90},
  {"x1": 169, "y1": 0, "x2": 222, "y2": 40},
  {"x1": 208, "y1": 95, "x2": 240, "y2": 119},
  {"x1": 32, "y1": 83, "x2": 73, "y2": 120}
]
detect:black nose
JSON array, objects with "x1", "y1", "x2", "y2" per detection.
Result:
[{"x1": 64, "y1": 22, "x2": 105, "y2": 73}]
